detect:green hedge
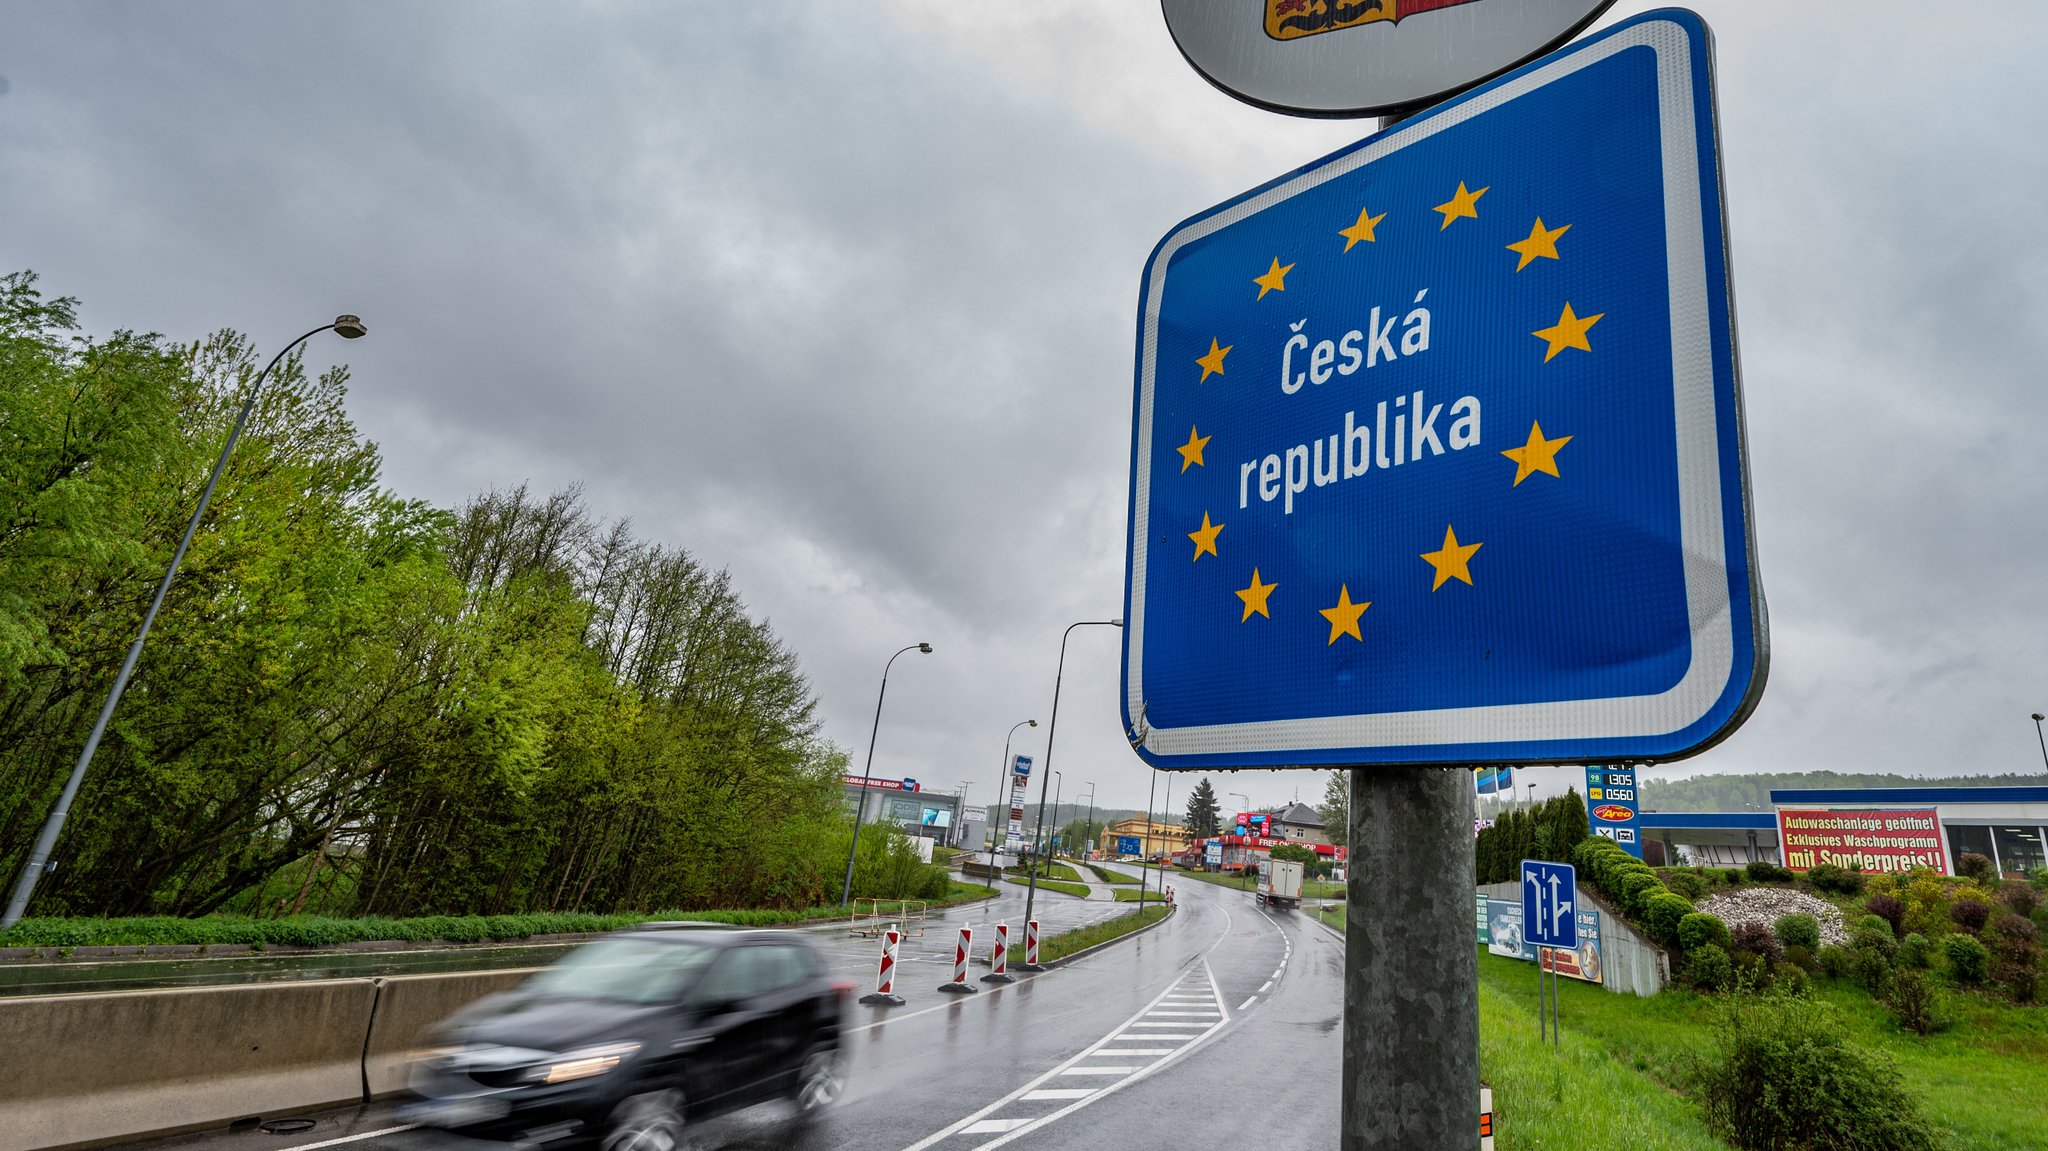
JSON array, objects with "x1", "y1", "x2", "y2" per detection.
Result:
[
  {"x1": 1573, "y1": 837, "x2": 1717, "y2": 953},
  {"x1": 1004, "y1": 877, "x2": 1091, "y2": 899},
  {"x1": 0, "y1": 883, "x2": 1002, "y2": 951}
]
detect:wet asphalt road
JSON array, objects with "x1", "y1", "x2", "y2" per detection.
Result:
[{"x1": 107, "y1": 876, "x2": 1342, "y2": 1151}]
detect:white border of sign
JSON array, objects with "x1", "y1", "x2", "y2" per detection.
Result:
[{"x1": 1123, "y1": 14, "x2": 1764, "y2": 767}]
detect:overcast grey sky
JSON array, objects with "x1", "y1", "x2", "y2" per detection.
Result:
[{"x1": 4, "y1": 2, "x2": 2045, "y2": 813}]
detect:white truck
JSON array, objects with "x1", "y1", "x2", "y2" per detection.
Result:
[{"x1": 1256, "y1": 858, "x2": 1304, "y2": 910}]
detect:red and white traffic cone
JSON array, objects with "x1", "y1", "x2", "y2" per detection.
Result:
[
  {"x1": 859, "y1": 925, "x2": 906, "y2": 1006},
  {"x1": 938, "y1": 925, "x2": 979, "y2": 993},
  {"x1": 1018, "y1": 918, "x2": 1046, "y2": 971},
  {"x1": 981, "y1": 922, "x2": 1015, "y2": 984}
]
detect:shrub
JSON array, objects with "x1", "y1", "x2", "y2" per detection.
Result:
[
  {"x1": 1856, "y1": 913, "x2": 1894, "y2": 938},
  {"x1": 1645, "y1": 892, "x2": 1695, "y2": 945},
  {"x1": 1685, "y1": 943, "x2": 1733, "y2": 993},
  {"x1": 1863, "y1": 893, "x2": 1905, "y2": 937},
  {"x1": 1728, "y1": 920, "x2": 1782, "y2": 964},
  {"x1": 1618, "y1": 871, "x2": 1664, "y2": 916},
  {"x1": 2000, "y1": 879, "x2": 2041, "y2": 918},
  {"x1": 1664, "y1": 870, "x2": 1708, "y2": 901},
  {"x1": 1816, "y1": 944, "x2": 1854, "y2": 980},
  {"x1": 1679, "y1": 912, "x2": 1732, "y2": 954},
  {"x1": 1850, "y1": 945, "x2": 1894, "y2": 996},
  {"x1": 1782, "y1": 944, "x2": 1817, "y2": 974},
  {"x1": 1806, "y1": 863, "x2": 1863, "y2": 896},
  {"x1": 1950, "y1": 898, "x2": 1991, "y2": 934},
  {"x1": 1852, "y1": 922, "x2": 1898, "y2": 961},
  {"x1": 1883, "y1": 969, "x2": 1951, "y2": 1036},
  {"x1": 1774, "y1": 913, "x2": 1820, "y2": 952},
  {"x1": 1955, "y1": 852, "x2": 1995, "y2": 884},
  {"x1": 1943, "y1": 933, "x2": 1989, "y2": 986},
  {"x1": 1722, "y1": 868, "x2": 1745, "y2": 885},
  {"x1": 1897, "y1": 932, "x2": 1932, "y2": 969},
  {"x1": 1746, "y1": 860, "x2": 1793, "y2": 883},
  {"x1": 1774, "y1": 963, "x2": 1812, "y2": 997},
  {"x1": 1692, "y1": 988, "x2": 1939, "y2": 1151}
]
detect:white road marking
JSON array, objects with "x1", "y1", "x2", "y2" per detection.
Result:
[
  {"x1": 1128, "y1": 1021, "x2": 1204, "y2": 1027},
  {"x1": 894, "y1": 963, "x2": 1230, "y2": 1151},
  {"x1": 277, "y1": 1127, "x2": 418, "y2": 1151},
  {"x1": 1145, "y1": 1010, "x2": 1218, "y2": 1016},
  {"x1": 1115, "y1": 1032, "x2": 1199, "y2": 1040},
  {"x1": 1238, "y1": 995, "x2": 1257, "y2": 1010},
  {"x1": 1258, "y1": 980, "x2": 1273, "y2": 993},
  {"x1": 1096, "y1": 1048, "x2": 1174, "y2": 1055},
  {"x1": 962, "y1": 1120, "x2": 1032, "y2": 1134}
]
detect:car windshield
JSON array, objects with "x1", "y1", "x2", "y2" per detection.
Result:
[{"x1": 523, "y1": 937, "x2": 718, "y2": 1004}]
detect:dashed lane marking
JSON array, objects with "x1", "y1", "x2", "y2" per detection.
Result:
[
  {"x1": 962, "y1": 1120, "x2": 1031, "y2": 1134},
  {"x1": 893, "y1": 964, "x2": 1231, "y2": 1151},
  {"x1": 273, "y1": 1126, "x2": 418, "y2": 1151},
  {"x1": 1239, "y1": 996, "x2": 1257, "y2": 1010}
]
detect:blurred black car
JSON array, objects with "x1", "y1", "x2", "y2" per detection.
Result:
[{"x1": 401, "y1": 926, "x2": 852, "y2": 1149}]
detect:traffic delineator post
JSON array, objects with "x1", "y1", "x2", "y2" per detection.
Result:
[
  {"x1": 938, "y1": 925, "x2": 979, "y2": 993},
  {"x1": 1017, "y1": 918, "x2": 1046, "y2": 971},
  {"x1": 859, "y1": 925, "x2": 906, "y2": 1006},
  {"x1": 981, "y1": 921, "x2": 1015, "y2": 984}
]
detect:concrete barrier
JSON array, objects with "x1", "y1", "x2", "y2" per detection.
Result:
[
  {"x1": 0, "y1": 978, "x2": 379, "y2": 1151},
  {"x1": 361, "y1": 969, "x2": 539, "y2": 1097}
]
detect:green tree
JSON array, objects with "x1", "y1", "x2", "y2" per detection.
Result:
[
  {"x1": 1185, "y1": 777, "x2": 1221, "y2": 839},
  {"x1": 1317, "y1": 771, "x2": 1349, "y2": 844}
]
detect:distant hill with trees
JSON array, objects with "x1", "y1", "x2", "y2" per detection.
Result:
[{"x1": 1640, "y1": 771, "x2": 2040, "y2": 813}]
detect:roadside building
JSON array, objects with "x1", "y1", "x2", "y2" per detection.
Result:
[
  {"x1": 839, "y1": 775, "x2": 970, "y2": 848},
  {"x1": 1102, "y1": 816, "x2": 1187, "y2": 859},
  {"x1": 1636, "y1": 785, "x2": 2048, "y2": 878}
]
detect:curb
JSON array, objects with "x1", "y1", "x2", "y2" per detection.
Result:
[{"x1": 1043, "y1": 903, "x2": 1178, "y2": 969}]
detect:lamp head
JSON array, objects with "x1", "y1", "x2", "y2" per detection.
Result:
[
  {"x1": 2035, "y1": 713, "x2": 2045, "y2": 722},
  {"x1": 1110, "y1": 618, "x2": 1125, "y2": 627},
  {"x1": 917, "y1": 642, "x2": 933, "y2": 654},
  {"x1": 1028, "y1": 719, "x2": 1039, "y2": 727},
  {"x1": 332, "y1": 315, "x2": 367, "y2": 339}
]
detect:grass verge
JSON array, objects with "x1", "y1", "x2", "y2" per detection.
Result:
[
  {"x1": 1112, "y1": 887, "x2": 1174, "y2": 902},
  {"x1": 1004, "y1": 877, "x2": 1090, "y2": 899},
  {"x1": 1084, "y1": 864, "x2": 1141, "y2": 885},
  {"x1": 1039, "y1": 906, "x2": 1171, "y2": 964},
  {"x1": 0, "y1": 883, "x2": 1000, "y2": 953}
]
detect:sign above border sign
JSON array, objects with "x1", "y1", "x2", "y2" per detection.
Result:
[
  {"x1": 1161, "y1": 0, "x2": 1617, "y2": 118},
  {"x1": 1121, "y1": 10, "x2": 1765, "y2": 770}
]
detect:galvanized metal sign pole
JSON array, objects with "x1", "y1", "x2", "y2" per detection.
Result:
[{"x1": 1137, "y1": 7, "x2": 1757, "y2": 1147}]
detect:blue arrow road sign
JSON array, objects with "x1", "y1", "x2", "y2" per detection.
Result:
[
  {"x1": 1520, "y1": 860, "x2": 1578, "y2": 950},
  {"x1": 1121, "y1": 10, "x2": 1765, "y2": 770}
]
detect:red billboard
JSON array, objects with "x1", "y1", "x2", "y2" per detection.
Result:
[{"x1": 1776, "y1": 808, "x2": 1949, "y2": 875}]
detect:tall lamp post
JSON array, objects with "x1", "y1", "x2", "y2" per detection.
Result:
[
  {"x1": 2032, "y1": 713, "x2": 2048, "y2": 779},
  {"x1": 1080, "y1": 783, "x2": 1097, "y2": 861},
  {"x1": 1043, "y1": 771, "x2": 1063, "y2": 855},
  {"x1": 1021, "y1": 618, "x2": 1122, "y2": 951},
  {"x1": 3, "y1": 316, "x2": 369, "y2": 929},
  {"x1": 838, "y1": 642, "x2": 933, "y2": 906},
  {"x1": 988, "y1": 719, "x2": 1037, "y2": 883}
]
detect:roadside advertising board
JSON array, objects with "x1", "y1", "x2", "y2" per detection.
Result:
[
  {"x1": 1122, "y1": 11, "x2": 1765, "y2": 770},
  {"x1": 1485, "y1": 898, "x2": 1602, "y2": 984},
  {"x1": 1776, "y1": 808, "x2": 1950, "y2": 875},
  {"x1": 842, "y1": 775, "x2": 921, "y2": 792},
  {"x1": 1006, "y1": 754, "x2": 1033, "y2": 848},
  {"x1": 1585, "y1": 765, "x2": 1645, "y2": 859}
]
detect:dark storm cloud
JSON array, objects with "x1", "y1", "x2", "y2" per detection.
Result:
[{"x1": 3, "y1": 1, "x2": 2045, "y2": 811}]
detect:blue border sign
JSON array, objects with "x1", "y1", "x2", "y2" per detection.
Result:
[{"x1": 1122, "y1": 10, "x2": 1764, "y2": 769}]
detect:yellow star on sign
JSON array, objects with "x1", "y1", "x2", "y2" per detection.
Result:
[
  {"x1": 1507, "y1": 217, "x2": 1571, "y2": 271},
  {"x1": 1501, "y1": 420, "x2": 1572, "y2": 486},
  {"x1": 1188, "y1": 511, "x2": 1224, "y2": 561},
  {"x1": 1533, "y1": 302, "x2": 1603, "y2": 362},
  {"x1": 1339, "y1": 205, "x2": 1387, "y2": 251},
  {"x1": 1235, "y1": 568, "x2": 1277, "y2": 621},
  {"x1": 1253, "y1": 257, "x2": 1295, "y2": 300},
  {"x1": 1196, "y1": 337, "x2": 1232, "y2": 382},
  {"x1": 1433, "y1": 181, "x2": 1488, "y2": 230},
  {"x1": 1318, "y1": 584, "x2": 1371, "y2": 645},
  {"x1": 1176, "y1": 425, "x2": 1210, "y2": 472},
  {"x1": 1420, "y1": 525, "x2": 1482, "y2": 591}
]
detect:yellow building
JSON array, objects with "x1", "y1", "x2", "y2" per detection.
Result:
[{"x1": 1101, "y1": 817, "x2": 1187, "y2": 859}]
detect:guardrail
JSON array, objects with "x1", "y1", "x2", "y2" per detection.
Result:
[{"x1": 0, "y1": 968, "x2": 534, "y2": 1151}]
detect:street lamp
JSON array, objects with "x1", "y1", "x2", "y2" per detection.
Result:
[
  {"x1": 2032, "y1": 713, "x2": 2048, "y2": 779},
  {"x1": 1080, "y1": 782, "x2": 1097, "y2": 861},
  {"x1": 1044, "y1": 771, "x2": 1063, "y2": 855},
  {"x1": 839, "y1": 642, "x2": 933, "y2": 906},
  {"x1": 1022, "y1": 618, "x2": 1122, "y2": 946},
  {"x1": 988, "y1": 719, "x2": 1037, "y2": 884},
  {"x1": 3, "y1": 315, "x2": 368, "y2": 929}
]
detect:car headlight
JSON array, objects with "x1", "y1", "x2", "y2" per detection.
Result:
[{"x1": 530, "y1": 1042, "x2": 642, "y2": 1084}]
